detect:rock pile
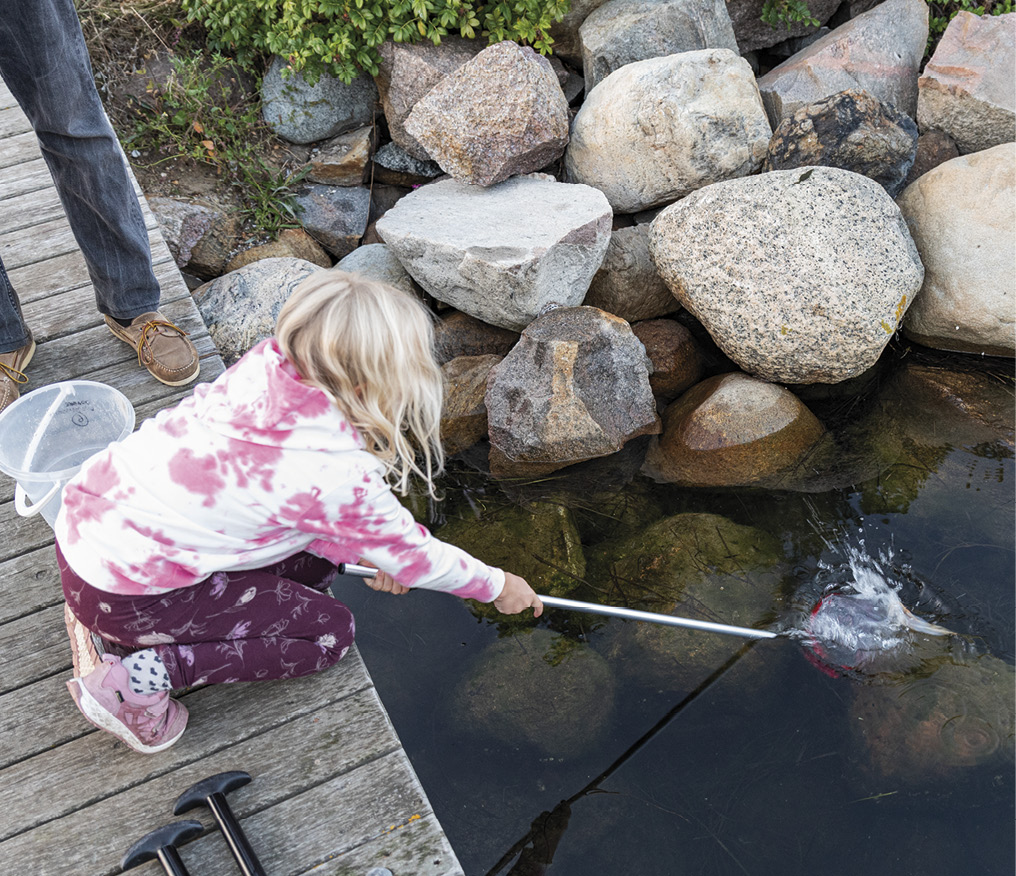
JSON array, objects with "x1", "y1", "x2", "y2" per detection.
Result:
[{"x1": 156, "y1": 3, "x2": 1012, "y2": 486}]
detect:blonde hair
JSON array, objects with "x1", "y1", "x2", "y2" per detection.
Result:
[{"x1": 276, "y1": 270, "x2": 444, "y2": 496}]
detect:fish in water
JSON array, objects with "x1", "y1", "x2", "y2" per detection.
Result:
[{"x1": 799, "y1": 545, "x2": 955, "y2": 676}]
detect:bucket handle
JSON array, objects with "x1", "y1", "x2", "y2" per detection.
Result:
[{"x1": 14, "y1": 482, "x2": 61, "y2": 518}]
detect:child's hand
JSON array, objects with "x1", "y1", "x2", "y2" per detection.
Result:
[
  {"x1": 493, "y1": 572, "x2": 543, "y2": 617},
  {"x1": 358, "y1": 561, "x2": 410, "y2": 595}
]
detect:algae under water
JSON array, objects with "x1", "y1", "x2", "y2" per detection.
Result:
[{"x1": 335, "y1": 354, "x2": 1015, "y2": 876}]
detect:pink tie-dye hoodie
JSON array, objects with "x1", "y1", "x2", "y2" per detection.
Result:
[{"x1": 54, "y1": 339, "x2": 505, "y2": 602}]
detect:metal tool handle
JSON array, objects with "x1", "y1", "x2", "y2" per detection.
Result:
[
  {"x1": 539, "y1": 595, "x2": 778, "y2": 640},
  {"x1": 338, "y1": 564, "x2": 777, "y2": 640},
  {"x1": 209, "y1": 793, "x2": 267, "y2": 876}
]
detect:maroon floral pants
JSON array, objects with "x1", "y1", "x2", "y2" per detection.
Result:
[{"x1": 57, "y1": 544, "x2": 355, "y2": 689}]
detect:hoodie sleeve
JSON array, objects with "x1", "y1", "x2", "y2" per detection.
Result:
[{"x1": 293, "y1": 458, "x2": 505, "y2": 603}]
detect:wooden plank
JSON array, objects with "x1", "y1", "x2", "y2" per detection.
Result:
[
  {"x1": 0, "y1": 674, "x2": 91, "y2": 770},
  {"x1": 149, "y1": 748, "x2": 458, "y2": 876},
  {"x1": 0, "y1": 546, "x2": 62, "y2": 624},
  {"x1": 0, "y1": 498, "x2": 54, "y2": 564},
  {"x1": 0, "y1": 105, "x2": 33, "y2": 140},
  {"x1": 0, "y1": 603, "x2": 67, "y2": 695},
  {"x1": 0, "y1": 131, "x2": 40, "y2": 169},
  {"x1": 0, "y1": 158, "x2": 51, "y2": 200},
  {"x1": 0, "y1": 186, "x2": 65, "y2": 234},
  {"x1": 4, "y1": 244, "x2": 174, "y2": 305},
  {"x1": 0, "y1": 686, "x2": 408, "y2": 875},
  {"x1": 0, "y1": 648, "x2": 374, "y2": 842},
  {"x1": 0, "y1": 213, "x2": 161, "y2": 273}
]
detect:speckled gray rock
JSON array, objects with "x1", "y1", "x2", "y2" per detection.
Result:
[
  {"x1": 374, "y1": 37, "x2": 480, "y2": 160},
  {"x1": 193, "y1": 258, "x2": 321, "y2": 364},
  {"x1": 375, "y1": 176, "x2": 612, "y2": 331},
  {"x1": 582, "y1": 225, "x2": 676, "y2": 322},
  {"x1": 403, "y1": 41, "x2": 570, "y2": 187},
  {"x1": 643, "y1": 372, "x2": 827, "y2": 486},
  {"x1": 726, "y1": 0, "x2": 840, "y2": 52},
  {"x1": 225, "y1": 229, "x2": 331, "y2": 272},
  {"x1": 148, "y1": 196, "x2": 242, "y2": 280},
  {"x1": 917, "y1": 12, "x2": 1016, "y2": 155},
  {"x1": 334, "y1": 243, "x2": 421, "y2": 298},
  {"x1": 293, "y1": 184, "x2": 372, "y2": 259},
  {"x1": 565, "y1": 49, "x2": 771, "y2": 212},
  {"x1": 757, "y1": 0, "x2": 928, "y2": 127},
  {"x1": 306, "y1": 127, "x2": 375, "y2": 186},
  {"x1": 898, "y1": 143, "x2": 1015, "y2": 357},
  {"x1": 578, "y1": 0, "x2": 739, "y2": 92},
  {"x1": 763, "y1": 88, "x2": 919, "y2": 197},
  {"x1": 486, "y1": 306, "x2": 660, "y2": 477},
  {"x1": 441, "y1": 354, "x2": 503, "y2": 457},
  {"x1": 648, "y1": 167, "x2": 925, "y2": 383},
  {"x1": 262, "y1": 57, "x2": 378, "y2": 145}
]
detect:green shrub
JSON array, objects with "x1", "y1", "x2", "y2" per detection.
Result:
[
  {"x1": 760, "y1": 0, "x2": 821, "y2": 30},
  {"x1": 927, "y1": 0, "x2": 1014, "y2": 46},
  {"x1": 182, "y1": 0, "x2": 571, "y2": 84}
]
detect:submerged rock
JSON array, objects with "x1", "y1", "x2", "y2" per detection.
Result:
[
  {"x1": 649, "y1": 167, "x2": 924, "y2": 383},
  {"x1": 643, "y1": 372, "x2": 827, "y2": 487},
  {"x1": 898, "y1": 144, "x2": 1015, "y2": 357},
  {"x1": 849, "y1": 655, "x2": 1016, "y2": 785},
  {"x1": 593, "y1": 512, "x2": 785, "y2": 692},
  {"x1": 486, "y1": 307, "x2": 660, "y2": 477},
  {"x1": 453, "y1": 628, "x2": 615, "y2": 755}
]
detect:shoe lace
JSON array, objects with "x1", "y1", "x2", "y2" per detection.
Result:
[
  {"x1": 0, "y1": 360, "x2": 28, "y2": 384},
  {"x1": 136, "y1": 319, "x2": 189, "y2": 367}
]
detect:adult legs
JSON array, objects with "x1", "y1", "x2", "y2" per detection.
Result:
[
  {"x1": 0, "y1": 0, "x2": 160, "y2": 355},
  {"x1": 59, "y1": 547, "x2": 355, "y2": 689}
]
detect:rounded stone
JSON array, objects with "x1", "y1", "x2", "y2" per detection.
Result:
[{"x1": 643, "y1": 372, "x2": 826, "y2": 486}]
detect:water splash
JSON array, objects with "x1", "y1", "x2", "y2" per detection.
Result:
[{"x1": 790, "y1": 542, "x2": 955, "y2": 676}]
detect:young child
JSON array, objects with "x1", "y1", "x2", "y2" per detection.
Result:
[{"x1": 54, "y1": 270, "x2": 542, "y2": 754}]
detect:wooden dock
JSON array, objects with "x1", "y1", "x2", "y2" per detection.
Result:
[{"x1": 0, "y1": 78, "x2": 463, "y2": 876}]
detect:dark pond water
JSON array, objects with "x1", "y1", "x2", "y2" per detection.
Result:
[{"x1": 335, "y1": 346, "x2": 1014, "y2": 876}]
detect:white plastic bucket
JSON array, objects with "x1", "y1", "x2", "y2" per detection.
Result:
[{"x1": 0, "y1": 380, "x2": 135, "y2": 529}]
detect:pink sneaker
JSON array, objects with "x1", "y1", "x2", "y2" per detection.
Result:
[{"x1": 67, "y1": 654, "x2": 188, "y2": 754}]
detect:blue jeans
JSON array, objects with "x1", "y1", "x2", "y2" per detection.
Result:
[{"x1": 0, "y1": 0, "x2": 160, "y2": 353}]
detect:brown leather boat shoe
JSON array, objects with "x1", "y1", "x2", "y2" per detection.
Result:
[
  {"x1": 105, "y1": 312, "x2": 200, "y2": 387},
  {"x1": 0, "y1": 334, "x2": 35, "y2": 414}
]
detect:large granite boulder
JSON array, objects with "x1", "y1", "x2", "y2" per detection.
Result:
[
  {"x1": 193, "y1": 258, "x2": 321, "y2": 364},
  {"x1": 726, "y1": 0, "x2": 841, "y2": 53},
  {"x1": 373, "y1": 37, "x2": 481, "y2": 160},
  {"x1": 578, "y1": 0, "x2": 739, "y2": 92},
  {"x1": 486, "y1": 307, "x2": 660, "y2": 477},
  {"x1": 403, "y1": 41, "x2": 570, "y2": 187},
  {"x1": 565, "y1": 49, "x2": 771, "y2": 212},
  {"x1": 643, "y1": 372, "x2": 827, "y2": 486},
  {"x1": 763, "y1": 88, "x2": 919, "y2": 197},
  {"x1": 548, "y1": 0, "x2": 612, "y2": 63},
  {"x1": 433, "y1": 312, "x2": 520, "y2": 365},
  {"x1": 757, "y1": 0, "x2": 928, "y2": 127},
  {"x1": 649, "y1": 167, "x2": 924, "y2": 383},
  {"x1": 334, "y1": 243, "x2": 421, "y2": 298},
  {"x1": 375, "y1": 176, "x2": 612, "y2": 331},
  {"x1": 917, "y1": 12, "x2": 1016, "y2": 155},
  {"x1": 897, "y1": 143, "x2": 1015, "y2": 357},
  {"x1": 582, "y1": 225, "x2": 676, "y2": 322},
  {"x1": 292, "y1": 184, "x2": 372, "y2": 259},
  {"x1": 261, "y1": 57, "x2": 378, "y2": 145}
]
